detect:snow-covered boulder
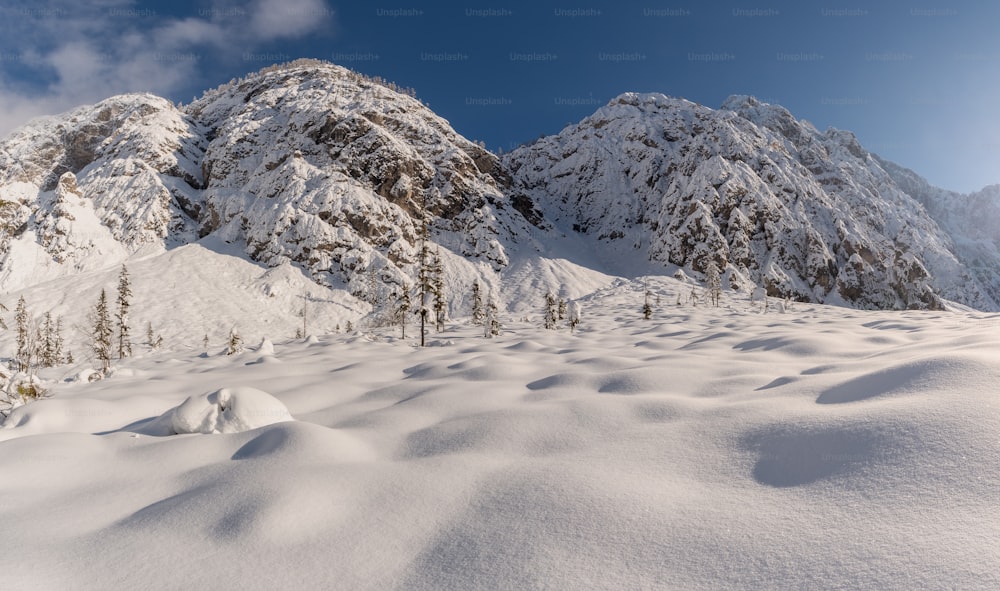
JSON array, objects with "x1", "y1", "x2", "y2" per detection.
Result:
[{"x1": 161, "y1": 387, "x2": 293, "y2": 435}]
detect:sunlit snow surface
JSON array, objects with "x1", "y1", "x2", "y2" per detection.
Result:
[{"x1": 2, "y1": 281, "x2": 999, "y2": 590}]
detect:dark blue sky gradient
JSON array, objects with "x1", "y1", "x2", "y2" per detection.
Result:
[{"x1": 1, "y1": 1, "x2": 998, "y2": 191}]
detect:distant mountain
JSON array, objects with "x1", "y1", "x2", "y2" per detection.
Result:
[
  {"x1": 1, "y1": 60, "x2": 998, "y2": 314},
  {"x1": 503, "y1": 93, "x2": 999, "y2": 310},
  {"x1": 873, "y1": 156, "x2": 1000, "y2": 307}
]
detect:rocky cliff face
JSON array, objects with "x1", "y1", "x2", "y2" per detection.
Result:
[
  {"x1": 503, "y1": 93, "x2": 997, "y2": 310},
  {"x1": 187, "y1": 62, "x2": 523, "y2": 296}
]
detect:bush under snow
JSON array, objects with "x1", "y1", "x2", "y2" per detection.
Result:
[{"x1": 157, "y1": 387, "x2": 293, "y2": 435}]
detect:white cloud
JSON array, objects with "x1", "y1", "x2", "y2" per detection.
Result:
[
  {"x1": 0, "y1": 0, "x2": 334, "y2": 138},
  {"x1": 249, "y1": 0, "x2": 333, "y2": 40},
  {"x1": 153, "y1": 18, "x2": 228, "y2": 48}
]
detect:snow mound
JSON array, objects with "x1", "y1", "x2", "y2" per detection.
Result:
[
  {"x1": 163, "y1": 387, "x2": 293, "y2": 435},
  {"x1": 816, "y1": 354, "x2": 1000, "y2": 404},
  {"x1": 231, "y1": 420, "x2": 375, "y2": 463}
]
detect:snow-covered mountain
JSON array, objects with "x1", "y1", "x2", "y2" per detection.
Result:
[
  {"x1": 503, "y1": 93, "x2": 999, "y2": 310},
  {"x1": 1, "y1": 60, "x2": 999, "y2": 318},
  {"x1": 0, "y1": 60, "x2": 525, "y2": 304},
  {"x1": 874, "y1": 155, "x2": 1000, "y2": 306}
]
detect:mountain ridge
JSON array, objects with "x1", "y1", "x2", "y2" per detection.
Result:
[
  {"x1": 1, "y1": 59, "x2": 998, "y2": 320},
  {"x1": 504, "y1": 91, "x2": 999, "y2": 310}
]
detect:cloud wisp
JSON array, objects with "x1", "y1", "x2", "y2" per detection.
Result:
[{"x1": 0, "y1": 0, "x2": 334, "y2": 137}]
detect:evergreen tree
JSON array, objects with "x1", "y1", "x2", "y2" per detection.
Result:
[
  {"x1": 14, "y1": 296, "x2": 30, "y2": 371},
  {"x1": 203, "y1": 333, "x2": 210, "y2": 351},
  {"x1": 116, "y1": 265, "x2": 133, "y2": 359},
  {"x1": 146, "y1": 321, "x2": 163, "y2": 350},
  {"x1": 416, "y1": 212, "x2": 433, "y2": 347},
  {"x1": 431, "y1": 249, "x2": 446, "y2": 332},
  {"x1": 227, "y1": 327, "x2": 244, "y2": 355},
  {"x1": 54, "y1": 316, "x2": 65, "y2": 364},
  {"x1": 470, "y1": 280, "x2": 484, "y2": 325},
  {"x1": 484, "y1": 291, "x2": 501, "y2": 338},
  {"x1": 705, "y1": 261, "x2": 722, "y2": 307},
  {"x1": 396, "y1": 286, "x2": 411, "y2": 339},
  {"x1": 298, "y1": 293, "x2": 309, "y2": 339},
  {"x1": 558, "y1": 298, "x2": 567, "y2": 321},
  {"x1": 92, "y1": 289, "x2": 113, "y2": 373},
  {"x1": 38, "y1": 312, "x2": 58, "y2": 368},
  {"x1": 544, "y1": 292, "x2": 558, "y2": 329},
  {"x1": 643, "y1": 289, "x2": 653, "y2": 320}
]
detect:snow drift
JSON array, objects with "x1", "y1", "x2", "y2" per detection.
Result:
[
  {"x1": 152, "y1": 387, "x2": 294, "y2": 435},
  {"x1": 1, "y1": 281, "x2": 998, "y2": 590}
]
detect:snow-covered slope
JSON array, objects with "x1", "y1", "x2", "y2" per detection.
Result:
[
  {"x1": 2, "y1": 284, "x2": 998, "y2": 590},
  {"x1": 503, "y1": 93, "x2": 998, "y2": 310}
]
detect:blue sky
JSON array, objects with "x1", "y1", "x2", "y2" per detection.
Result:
[{"x1": 1, "y1": 1, "x2": 998, "y2": 192}]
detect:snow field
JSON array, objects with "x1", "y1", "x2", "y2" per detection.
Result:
[{"x1": 1, "y1": 279, "x2": 999, "y2": 589}]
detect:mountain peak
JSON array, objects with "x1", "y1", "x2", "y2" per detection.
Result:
[{"x1": 0, "y1": 59, "x2": 527, "y2": 299}]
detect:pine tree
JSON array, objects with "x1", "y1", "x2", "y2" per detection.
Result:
[
  {"x1": 484, "y1": 291, "x2": 501, "y2": 338},
  {"x1": 416, "y1": 212, "x2": 433, "y2": 347},
  {"x1": 146, "y1": 321, "x2": 162, "y2": 350},
  {"x1": 227, "y1": 327, "x2": 244, "y2": 355},
  {"x1": 643, "y1": 289, "x2": 653, "y2": 320},
  {"x1": 558, "y1": 298, "x2": 567, "y2": 321},
  {"x1": 298, "y1": 294, "x2": 309, "y2": 339},
  {"x1": 116, "y1": 265, "x2": 133, "y2": 359},
  {"x1": 431, "y1": 249, "x2": 446, "y2": 332},
  {"x1": 396, "y1": 286, "x2": 411, "y2": 339},
  {"x1": 470, "y1": 280, "x2": 484, "y2": 325},
  {"x1": 705, "y1": 261, "x2": 722, "y2": 307},
  {"x1": 38, "y1": 312, "x2": 58, "y2": 367},
  {"x1": 203, "y1": 333, "x2": 210, "y2": 351},
  {"x1": 14, "y1": 296, "x2": 30, "y2": 371},
  {"x1": 92, "y1": 289, "x2": 113, "y2": 373},
  {"x1": 544, "y1": 292, "x2": 558, "y2": 329},
  {"x1": 54, "y1": 316, "x2": 65, "y2": 364}
]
